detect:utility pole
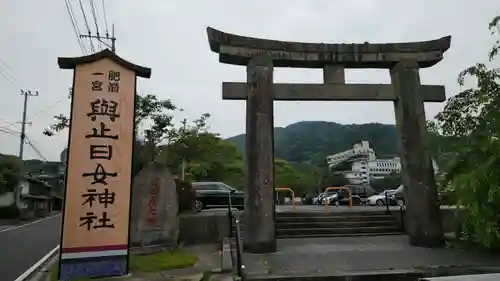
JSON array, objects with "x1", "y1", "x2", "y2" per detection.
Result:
[
  {"x1": 80, "y1": 24, "x2": 116, "y2": 53},
  {"x1": 180, "y1": 120, "x2": 187, "y2": 180},
  {"x1": 16, "y1": 89, "x2": 39, "y2": 208}
]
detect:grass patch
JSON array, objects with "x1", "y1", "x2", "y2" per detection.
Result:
[
  {"x1": 200, "y1": 270, "x2": 213, "y2": 281},
  {"x1": 49, "y1": 250, "x2": 197, "y2": 280},
  {"x1": 130, "y1": 250, "x2": 197, "y2": 272}
]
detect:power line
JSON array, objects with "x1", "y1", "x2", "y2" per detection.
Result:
[
  {"x1": 89, "y1": 0, "x2": 102, "y2": 50},
  {"x1": 75, "y1": 0, "x2": 115, "y2": 53},
  {"x1": 0, "y1": 127, "x2": 47, "y2": 161},
  {"x1": 0, "y1": 69, "x2": 14, "y2": 84},
  {"x1": 80, "y1": 24, "x2": 116, "y2": 52},
  {"x1": 101, "y1": 0, "x2": 109, "y2": 35},
  {"x1": 0, "y1": 126, "x2": 20, "y2": 133},
  {"x1": 0, "y1": 59, "x2": 16, "y2": 85},
  {"x1": 25, "y1": 135, "x2": 47, "y2": 161},
  {"x1": 0, "y1": 127, "x2": 19, "y2": 136},
  {"x1": 0, "y1": 59, "x2": 15, "y2": 74},
  {"x1": 32, "y1": 99, "x2": 63, "y2": 117},
  {"x1": 64, "y1": 0, "x2": 86, "y2": 54},
  {"x1": 0, "y1": 98, "x2": 64, "y2": 130},
  {"x1": 78, "y1": 0, "x2": 95, "y2": 53}
]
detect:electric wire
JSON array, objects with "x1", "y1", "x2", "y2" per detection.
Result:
[
  {"x1": 64, "y1": 0, "x2": 87, "y2": 54},
  {"x1": 78, "y1": 0, "x2": 95, "y2": 53}
]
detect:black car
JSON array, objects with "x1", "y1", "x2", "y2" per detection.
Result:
[{"x1": 192, "y1": 181, "x2": 244, "y2": 212}]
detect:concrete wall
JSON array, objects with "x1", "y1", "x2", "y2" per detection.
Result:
[
  {"x1": 179, "y1": 211, "x2": 237, "y2": 245},
  {"x1": 392, "y1": 205, "x2": 459, "y2": 234},
  {"x1": 0, "y1": 192, "x2": 14, "y2": 207},
  {"x1": 178, "y1": 207, "x2": 460, "y2": 245},
  {"x1": 20, "y1": 181, "x2": 30, "y2": 196}
]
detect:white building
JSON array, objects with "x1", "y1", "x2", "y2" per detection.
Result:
[
  {"x1": 327, "y1": 140, "x2": 438, "y2": 184},
  {"x1": 326, "y1": 141, "x2": 376, "y2": 167},
  {"x1": 345, "y1": 156, "x2": 402, "y2": 184}
]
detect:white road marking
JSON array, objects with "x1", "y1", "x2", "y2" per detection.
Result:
[
  {"x1": 0, "y1": 213, "x2": 61, "y2": 233},
  {"x1": 13, "y1": 245, "x2": 59, "y2": 281}
]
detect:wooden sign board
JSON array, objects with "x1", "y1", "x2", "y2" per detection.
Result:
[{"x1": 57, "y1": 49, "x2": 151, "y2": 280}]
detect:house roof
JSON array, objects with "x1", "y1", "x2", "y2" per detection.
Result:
[
  {"x1": 23, "y1": 175, "x2": 53, "y2": 188},
  {"x1": 21, "y1": 194, "x2": 52, "y2": 200}
]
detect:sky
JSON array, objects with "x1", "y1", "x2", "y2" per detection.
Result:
[{"x1": 0, "y1": 0, "x2": 498, "y2": 162}]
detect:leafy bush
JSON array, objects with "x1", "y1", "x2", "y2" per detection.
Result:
[
  {"x1": 448, "y1": 139, "x2": 500, "y2": 250},
  {"x1": 0, "y1": 205, "x2": 19, "y2": 219},
  {"x1": 175, "y1": 179, "x2": 195, "y2": 213},
  {"x1": 431, "y1": 15, "x2": 500, "y2": 251}
]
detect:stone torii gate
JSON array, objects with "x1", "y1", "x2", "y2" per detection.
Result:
[{"x1": 206, "y1": 27, "x2": 451, "y2": 253}]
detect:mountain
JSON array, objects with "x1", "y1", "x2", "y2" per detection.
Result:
[{"x1": 226, "y1": 121, "x2": 398, "y2": 163}]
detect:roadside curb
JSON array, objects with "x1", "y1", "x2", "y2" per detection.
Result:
[{"x1": 16, "y1": 246, "x2": 59, "y2": 281}]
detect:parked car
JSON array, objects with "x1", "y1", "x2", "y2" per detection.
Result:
[
  {"x1": 394, "y1": 185, "x2": 405, "y2": 205},
  {"x1": 322, "y1": 191, "x2": 340, "y2": 205},
  {"x1": 366, "y1": 190, "x2": 398, "y2": 206},
  {"x1": 315, "y1": 190, "x2": 337, "y2": 204},
  {"x1": 192, "y1": 181, "x2": 244, "y2": 212},
  {"x1": 345, "y1": 184, "x2": 376, "y2": 197},
  {"x1": 339, "y1": 194, "x2": 362, "y2": 206},
  {"x1": 314, "y1": 189, "x2": 362, "y2": 206},
  {"x1": 343, "y1": 185, "x2": 376, "y2": 205},
  {"x1": 313, "y1": 192, "x2": 327, "y2": 204}
]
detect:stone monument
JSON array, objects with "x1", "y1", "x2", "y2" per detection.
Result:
[
  {"x1": 206, "y1": 27, "x2": 451, "y2": 252},
  {"x1": 130, "y1": 162, "x2": 179, "y2": 248}
]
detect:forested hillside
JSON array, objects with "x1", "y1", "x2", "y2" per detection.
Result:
[{"x1": 226, "y1": 121, "x2": 398, "y2": 163}]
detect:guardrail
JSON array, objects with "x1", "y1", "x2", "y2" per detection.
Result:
[
  {"x1": 234, "y1": 218, "x2": 246, "y2": 280},
  {"x1": 323, "y1": 186, "x2": 352, "y2": 211},
  {"x1": 400, "y1": 204, "x2": 406, "y2": 232},
  {"x1": 275, "y1": 187, "x2": 296, "y2": 210},
  {"x1": 384, "y1": 192, "x2": 391, "y2": 214},
  {"x1": 383, "y1": 191, "x2": 406, "y2": 231},
  {"x1": 227, "y1": 190, "x2": 235, "y2": 237}
]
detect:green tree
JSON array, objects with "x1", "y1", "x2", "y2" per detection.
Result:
[
  {"x1": 431, "y1": 15, "x2": 500, "y2": 250},
  {"x1": 308, "y1": 156, "x2": 349, "y2": 193},
  {"x1": 43, "y1": 93, "x2": 177, "y2": 138},
  {"x1": 159, "y1": 131, "x2": 246, "y2": 188},
  {"x1": 161, "y1": 113, "x2": 211, "y2": 178},
  {"x1": 0, "y1": 155, "x2": 20, "y2": 195}
]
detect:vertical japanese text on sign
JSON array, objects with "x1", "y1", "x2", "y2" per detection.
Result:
[{"x1": 79, "y1": 71, "x2": 123, "y2": 231}]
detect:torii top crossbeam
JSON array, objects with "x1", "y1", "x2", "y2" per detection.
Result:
[{"x1": 206, "y1": 27, "x2": 451, "y2": 69}]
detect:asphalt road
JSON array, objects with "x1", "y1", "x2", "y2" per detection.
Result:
[{"x1": 0, "y1": 215, "x2": 61, "y2": 281}]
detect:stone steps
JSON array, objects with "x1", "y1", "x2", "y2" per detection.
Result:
[
  {"x1": 232, "y1": 212, "x2": 402, "y2": 238},
  {"x1": 232, "y1": 231, "x2": 405, "y2": 240},
  {"x1": 276, "y1": 219, "x2": 396, "y2": 227},
  {"x1": 275, "y1": 210, "x2": 390, "y2": 217},
  {"x1": 277, "y1": 226, "x2": 402, "y2": 236}
]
